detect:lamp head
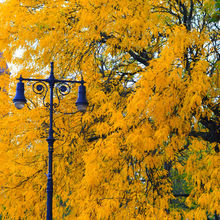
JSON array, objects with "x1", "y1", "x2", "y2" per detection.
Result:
[
  {"x1": 75, "y1": 83, "x2": 88, "y2": 112},
  {"x1": 13, "y1": 80, "x2": 27, "y2": 109}
]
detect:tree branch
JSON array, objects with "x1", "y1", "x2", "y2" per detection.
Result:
[
  {"x1": 128, "y1": 50, "x2": 150, "y2": 66},
  {"x1": 189, "y1": 130, "x2": 220, "y2": 144}
]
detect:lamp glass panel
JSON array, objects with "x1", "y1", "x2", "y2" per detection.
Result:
[
  {"x1": 77, "y1": 104, "x2": 87, "y2": 112},
  {"x1": 14, "y1": 101, "x2": 25, "y2": 109}
]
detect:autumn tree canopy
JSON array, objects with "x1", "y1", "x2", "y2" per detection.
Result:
[{"x1": 0, "y1": 0, "x2": 219, "y2": 219}]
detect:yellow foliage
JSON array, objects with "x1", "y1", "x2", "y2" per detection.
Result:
[{"x1": 0, "y1": 0, "x2": 219, "y2": 219}]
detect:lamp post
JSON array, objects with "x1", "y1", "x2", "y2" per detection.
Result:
[{"x1": 13, "y1": 62, "x2": 88, "y2": 220}]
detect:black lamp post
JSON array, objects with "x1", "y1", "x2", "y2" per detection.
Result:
[{"x1": 13, "y1": 62, "x2": 88, "y2": 220}]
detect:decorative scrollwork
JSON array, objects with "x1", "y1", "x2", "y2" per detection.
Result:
[
  {"x1": 30, "y1": 81, "x2": 72, "y2": 109},
  {"x1": 53, "y1": 103, "x2": 58, "y2": 108},
  {"x1": 53, "y1": 83, "x2": 71, "y2": 109},
  {"x1": 32, "y1": 82, "x2": 49, "y2": 108},
  {"x1": 44, "y1": 102, "x2": 50, "y2": 108},
  {"x1": 56, "y1": 83, "x2": 71, "y2": 96},
  {"x1": 33, "y1": 82, "x2": 47, "y2": 94}
]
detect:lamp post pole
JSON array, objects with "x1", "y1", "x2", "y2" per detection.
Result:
[
  {"x1": 13, "y1": 62, "x2": 88, "y2": 220},
  {"x1": 46, "y1": 63, "x2": 55, "y2": 220}
]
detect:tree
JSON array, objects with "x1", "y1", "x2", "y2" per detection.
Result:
[{"x1": 0, "y1": 0, "x2": 219, "y2": 219}]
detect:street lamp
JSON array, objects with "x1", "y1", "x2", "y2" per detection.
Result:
[
  {"x1": 13, "y1": 62, "x2": 88, "y2": 220},
  {"x1": 13, "y1": 79, "x2": 27, "y2": 109}
]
